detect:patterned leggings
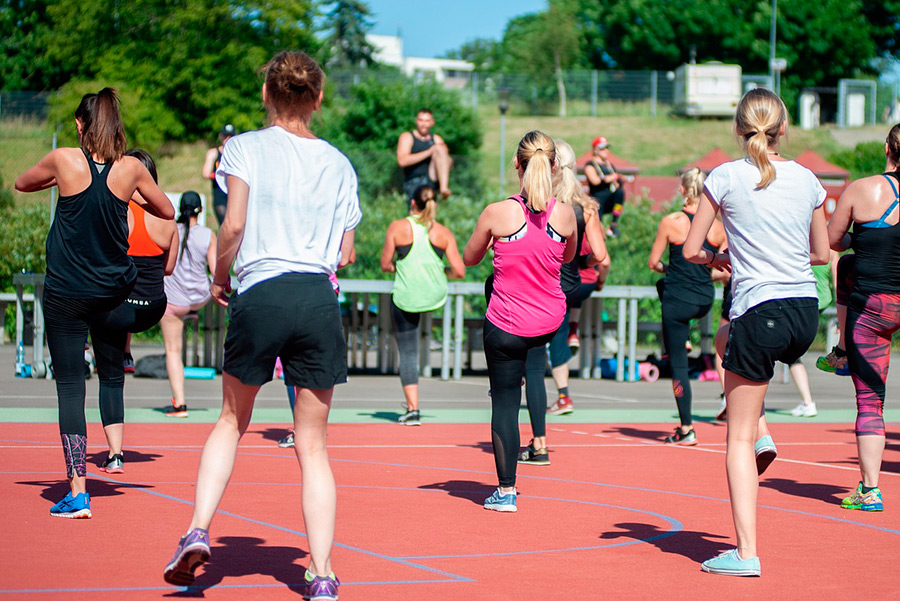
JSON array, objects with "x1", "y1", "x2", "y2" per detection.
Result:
[{"x1": 846, "y1": 291, "x2": 900, "y2": 437}]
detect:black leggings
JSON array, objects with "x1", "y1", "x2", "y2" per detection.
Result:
[
  {"x1": 45, "y1": 288, "x2": 132, "y2": 436},
  {"x1": 390, "y1": 299, "x2": 422, "y2": 387},
  {"x1": 91, "y1": 296, "x2": 167, "y2": 426},
  {"x1": 593, "y1": 188, "x2": 625, "y2": 223},
  {"x1": 661, "y1": 295, "x2": 711, "y2": 427},
  {"x1": 483, "y1": 319, "x2": 556, "y2": 488}
]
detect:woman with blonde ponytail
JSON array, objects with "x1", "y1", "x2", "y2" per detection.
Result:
[
  {"x1": 682, "y1": 88, "x2": 830, "y2": 577},
  {"x1": 648, "y1": 167, "x2": 726, "y2": 446},
  {"x1": 16, "y1": 88, "x2": 174, "y2": 520},
  {"x1": 463, "y1": 130, "x2": 576, "y2": 511},
  {"x1": 380, "y1": 184, "x2": 465, "y2": 425}
]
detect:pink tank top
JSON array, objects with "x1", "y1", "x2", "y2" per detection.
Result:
[{"x1": 486, "y1": 195, "x2": 567, "y2": 337}]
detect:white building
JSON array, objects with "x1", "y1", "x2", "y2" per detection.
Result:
[{"x1": 367, "y1": 34, "x2": 474, "y2": 89}]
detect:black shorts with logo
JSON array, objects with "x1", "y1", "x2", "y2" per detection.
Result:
[
  {"x1": 723, "y1": 297, "x2": 818, "y2": 382},
  {"x1": 223, "y1": 273, "x2": 346, "y2": 389}
]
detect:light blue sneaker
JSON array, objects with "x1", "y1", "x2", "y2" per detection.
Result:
[
  {"x1": 50, "y1": 492, "x2": 91, "y2": 519},
  {"x1": 701, "y1": 549, "x2": 761, "y2": 576},
  {"x1": 484, "y1": 488, "x2": 517, "y2": 513},
  {"x1": 755, "y1": 435, "x2": 777, "y2": 475}
]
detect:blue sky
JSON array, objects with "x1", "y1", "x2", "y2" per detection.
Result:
[{"x1": 365, "y1": 0, "x2": 547, "y2": 58}]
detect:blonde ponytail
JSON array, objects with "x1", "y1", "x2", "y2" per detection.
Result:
[
  {"x1": 680, "y1": 167, "x2": 705, "y2": 207},
  {"x1": 553, "y1": 139, "x2": 594, "y2": 215},
  {"x1": 735, "y1": 88, "x2": 787, "y2": 189},
  {"x1": 517, "y1": 130, "x2": 556, "y2": 211},
  {"x1": 411, "y1": 184, "x2": 437, "y2": 228}
]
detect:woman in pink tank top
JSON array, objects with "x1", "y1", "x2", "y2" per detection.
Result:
[{"x1": 463, "y1": 130, "x2": 576, "y2": 512}]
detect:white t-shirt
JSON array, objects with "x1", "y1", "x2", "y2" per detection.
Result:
[
  {"x1": 704, "y1": 158, "x2": 825, "y2": 320},
  {"x1": 216, "y1": 126, "x2": 362, "y2": 293}
]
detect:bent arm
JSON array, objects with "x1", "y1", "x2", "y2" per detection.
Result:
[
  {"x1": 443, "y1": 231, "x2": 466, "y2": 279},
  {"x1": 828, "y1": 186, "x2": 855, "y2": 251},
  {"x1": 206, "y1": 230, "x2": 218, "y2": 276},
  {"x1": 648, "y1": 219, "x2": 669, "y2": 273},
  {"x1": 809, "y1": 206, "x2": 830, "y2": 265},
  {"x1": 201, "y1": 148, "x2": 217, "y2": 180},
  {"x1": 463, "y1": 208, "x2": 495, "y2": 266},
  {"x1": 213, "y1": 176, "x2": 247, "y2": 286},
  {"x1": 16, "y1": 150, "x2": 59, "y2": 192},
  {"x1": 583, "y1": 212, "x2": 609, "y2": 267},
  {"x1": 396, "y1": 132, "x2": 433, "y2": 168},
  {"x1": 683, "y1": 192, "x2": 720, "y2": 265},
  {"x1": 134, "y1": 164, "x2": 175, "y2": 220},
  {"x1": 380, "y1": 222, "x2": 398, "y2": 273},
  {"x1": 163, "y1": 227, "x2": 179, "y2": 275},
  {"x1": 339, "y1": 230, "x2": 356, "y2": 269},
  {"x1": 583, "y1": 163, "x2": 602, "y2": 186}
]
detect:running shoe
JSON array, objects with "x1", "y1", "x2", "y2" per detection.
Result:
[
  {"x1": 816, "y1": 347, "x2": 849, "y2": 376},
  {"x1": 701, "y1": 549, "x2": 761, "y2": 577},
  {"x1": 790, "y1": 402, "x2": 817, "y2": 417},
  {"x1": 607, "y1": 223, "x2": 620, "y2": 238},
  {"x1": 567, "y1": 332, "x2": 580, "y2": 356},
  {"x1": 547, "y1": 394, "x2": 574, "y2": 415},
  {"x1": 398, "y1": 409, "x2": 421, "y2": 426},
  {"x1": 50, "y1": 491, "x2": 91, "y2": 519},
  {"x1": 484, "y1": 488, "x2": 517, "y2": 513},
  {"x1": 165, "y1": 400, "x2": 188, "y2": 418},
  {"x1": 99, "y1": 453, "x2": 124, "y2": 474},
  {"x1": 841, "y1": 482, "x2": 883, "y2": 511},
  {"x1": 303, "y1": 570, "x2": 340, "y2": 601},
  {"x1": 664, "y1": 428, "x2": 697, "y2": 446},
  {"x1": 277, "y1": 431, "x2": 295, "y2": 448},
  {"x1": 755, "y1": 435, "x2": 777, "y2": 475},
  {"x1": 517, "y1": 440, "x2": 550, "y2": 466},
  {"x1": 123, "y1": 352, "x2": 136, "y2": 374},
  {"x1": 715, "y1": 395, "x2": 727, "y2": 421},
  {"x1": 163, "y1": 528, "x2": 211, "y2": 586}
]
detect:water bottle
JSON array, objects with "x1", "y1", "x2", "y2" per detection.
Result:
[{"x1": 15, "y1": 341, "x2": 25, "y2": 377}]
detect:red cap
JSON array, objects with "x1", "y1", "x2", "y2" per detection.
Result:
[{"x1": 592, "y1": 136, "x2": 610, "y2": 149}]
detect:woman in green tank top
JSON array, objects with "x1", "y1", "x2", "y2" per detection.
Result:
[{"x1": 381, "y1": 185, "x2": 466, "y2": 425}]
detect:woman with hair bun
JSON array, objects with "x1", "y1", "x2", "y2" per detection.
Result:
[
  {"x1": 827, "y1": 122, "x2": 900, "y2": 514},
  {"x1": 463, "y1": 130, "x2": 576, "y2": 512},
  {"x1": 381, "y1": 184, "x2": 465, "y2": 425},
  {"x1": 684, "y1": 88, "x2": 829, "y2": 576},
  {"x1": 160, "y1": 191, "x2": 217, "y2": 417},
  {"x1": 164, "y1": 52, "x2": 360, "y2": 601},
  {"x1": 648, "y1": 167, "x2": 727, "y2": 446},
  {"x1": 16, "y1": 88, "x2": 174, "y2": 519}
]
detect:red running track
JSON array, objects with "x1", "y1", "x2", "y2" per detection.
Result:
[{"x1": 0, "y1": 421, "x2": 898, "y2": 600}]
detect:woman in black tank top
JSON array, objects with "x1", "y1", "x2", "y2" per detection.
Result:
[
  {"x1": 648, "y1": 168, "x2": 727, "y2": 445},
  {"x1": 826, "y1": 123, "x2": 900, "y2": 513},
  {"x1": 15, "y1": 88, "x2": 174, "y2": 519}
]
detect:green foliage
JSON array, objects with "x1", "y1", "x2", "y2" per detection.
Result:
[
  {"x1": 17, "y1": 0, "x2": 319, "y2": 150},
  {"x1": 829, "y1": 141, "x2": 886, "y2": 180},
  {"x1": 322, "y1": 1, "x2": 376, "y2": 68},
  {"x1": 606, "y1": 196, "x2": 670, "y2": 288},
  {"x1": 0, "y1": 171, "x2": 13, "y2": 212},
  {"x1": 0, "y1": 202, "x2": 49, "y2": 291},
  {"x1": 315, "y1": 76, "x2": 484, "y2": 198}
]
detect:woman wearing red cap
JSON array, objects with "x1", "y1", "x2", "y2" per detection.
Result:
[{"x1": 584, "y1": 137, "x2": 625, "y2": 237}]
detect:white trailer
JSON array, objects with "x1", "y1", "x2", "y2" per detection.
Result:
[{"x1": 673, "y1": 63, "x2": 742, "y2": 118}]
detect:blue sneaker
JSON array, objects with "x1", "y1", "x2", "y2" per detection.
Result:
[
  {"x1": 701, "y1": 549, "x2": 761, "y2": 576},
  {"x1": 163, "y1": 528, "x2": 211, "y2": 586},
  {"x1": 303, "y1": 570, "x2": 340, "y2": 600},
  {"x1": 50, "y1": 492, "x2": 91, "y2": 519},
  {"x1": 755, "y1": 435, "x2": 777, "y2": 475},
  {"x1": 484, "y1": 488, "x2": 517, "y2": 513}
]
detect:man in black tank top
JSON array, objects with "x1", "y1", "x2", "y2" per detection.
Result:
[{"x1": 396, "y1": 108, "x2": 453, "y2": 201}]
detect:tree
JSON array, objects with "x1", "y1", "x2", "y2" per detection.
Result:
[
  {"x1": 38, "y1": 0, "x2": 320, "y2": 148},
  {"x1": 322, "y1": 0, "x2": 376, "y2": 68},
  {"x1": 0, "y1": 0, "x2": 62, "y2": 90},
  {"x1": 443, "y1": 38, "x2": 502, "y2": 73}
]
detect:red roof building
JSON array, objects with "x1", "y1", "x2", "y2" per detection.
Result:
[{"x1": 680, "y1": 147, "x2": 733, "y2": 174}]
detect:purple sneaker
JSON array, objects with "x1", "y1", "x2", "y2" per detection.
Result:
[
  {"x1": 303, "y1": 570, "x2": 340, "y2": 601},
  {"x1": 163, "y1": 528, "x2": 210, "y2": 586}
]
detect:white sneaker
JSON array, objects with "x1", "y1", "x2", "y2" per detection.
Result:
[{"x1": 790, "y1": 402, "x2": 817, "y2": 417}]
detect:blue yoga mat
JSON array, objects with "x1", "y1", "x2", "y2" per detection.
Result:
[{"x1": 184, "y1": 366, "x2": 216, "y2": 379}]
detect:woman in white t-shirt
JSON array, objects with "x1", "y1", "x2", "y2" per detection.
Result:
[
  {"x1": 164, "y1": 52, "x2": 361, "y2": 601},
  {"x1": 160, "y1": 191, "x2": 216, "y2": 417},
  {"x1": 683, "y1": 88, "x2": 830, "y2": 577}
]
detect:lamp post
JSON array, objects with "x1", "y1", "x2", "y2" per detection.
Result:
[{"x1": 498, "y1": 87, "x2": 511, "y2": 194}]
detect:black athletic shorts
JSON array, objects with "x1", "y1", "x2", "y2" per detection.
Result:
[
  {"x1": 723, "y1": 297, "x2": 818, "y2": 382},
  {"x1": 223, "y1": 273, "x2": 347, "y2": 388}
]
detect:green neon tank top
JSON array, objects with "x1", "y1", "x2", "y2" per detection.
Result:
[{"x1": 392, "y1": 217, "x2": 448, "y2": 312}]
